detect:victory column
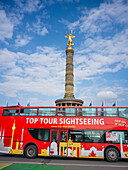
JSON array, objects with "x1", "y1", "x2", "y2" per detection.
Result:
[{"x1": 55, "y1": 31, "x2": 83, "y2": 107}]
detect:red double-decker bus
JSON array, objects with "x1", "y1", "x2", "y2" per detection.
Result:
[{"x1": 0, "y1": 106, "x2": 128, "y2": 162}]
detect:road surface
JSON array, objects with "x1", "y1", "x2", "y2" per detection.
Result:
[{"x1": 0, "y1": 153, "x2": 128, "y2": 170}]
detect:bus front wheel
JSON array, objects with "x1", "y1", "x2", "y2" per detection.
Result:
[
  {"x1": 25, "y1": 145, "x2": 38, "y2": 158},
  {"x1": 105, "y1": 147, "x2": 119, "y2": 162}
]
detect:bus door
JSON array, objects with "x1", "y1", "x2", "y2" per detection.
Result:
[
  {"x1": 50, "y1": 130, "x2": 58, "y2": 155},
  {"x1": 59, "y1": 130, "x2": 68, "y2": 156},
  {"x1": 50, "y1": 130, "x2": 68, "y2": 156}
]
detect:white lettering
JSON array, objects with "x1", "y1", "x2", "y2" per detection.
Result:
[
  {"x1": 63, "y1": 118, "x2": 65, "y2": 124},
  {"x1": 76, "y1": 118, "x2": 79, "y2": 124},
  {"x1": 44, "y1": 118, "x2": 48, "y2": 124},
  {"x1": 84, "y1": 118, "x2": 87, "y2": 125},
  {"x1": 80, "y1": 118, "x2": 83, "y2": 125},
  {"x1": 100, "y1": 119, "x2": 104, "y2": 125},
  {"x1": 59, "y1": 118, "x2": 63, "y2": 124},
  {"x1": 40, "y1": 118, "x2": 44, "y2": 124},
  {"x1": 49, "y1": 118, "x2": 54, "y2": 124},
  {"x1": 71, "y1": 118, "x2": 75, "y2": 124},
  {"x1": 54, "y1": 118, "x2": 57, "y2": 124},
  {"x1": 30, "y1": 118, "x2": 34, "y2": 124},
  {"x1": 88, "y1": 118, "x2": 91, "y2": 125},
  {"x1": 35, "y1": 118, "x2": 38, "y2": 123},
  {"x1": 26, "y1": 118, "x2": 38, "y2": 124},
  {"x1": 94, "y1": 119, "x2": 99, "y2": 125},
  {"x1": 26, "y1": 117, "x2": 104, "y2": 126},
  {"x1": 26, "y1": 118, "x2": 30, "y2": 123},
  {"x1": 66, "y1": 118, "x2": 70, "y2": 124}
]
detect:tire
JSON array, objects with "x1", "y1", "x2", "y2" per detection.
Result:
[
  {"x1": 25, "y1": 145, "x2": 38, "y2": 158},
  {"x1": 105, "y1": 147, "x2": 119, "y2": 162}
]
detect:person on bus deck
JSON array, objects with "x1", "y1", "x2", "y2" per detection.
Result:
[{"x1": 100, "y1": 111, "x2": 104, "y2": 116}]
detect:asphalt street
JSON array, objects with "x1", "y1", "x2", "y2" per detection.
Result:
[{"x1": 0, "y1": 153, "x2": 128, "y2": 170}]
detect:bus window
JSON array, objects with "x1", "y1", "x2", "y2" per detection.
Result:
[
  {"x1": 97, "y1": 108, "x2": 117, "y2": 117},
  {"x1": 84, "y1": 130, "x2": 105, "y2": 143},
  {"x1": 20, "y1": 108, "x2": 37, "y2": 116},
  {"x1": 65, "y1": 108, "x2": 76, "y2": 117},
  {"x1": 28, "y1": 128, "x2": 38, "y2": 140},
  {"x1": 69, "y1": 130, "x2": 83, "y2": 142},
  {"x1": 38, "y1": 129, "x2": 50, "y2": 141},
  {"x1": 3, "y1": 109, "x2": 19, "y2": 116},
  {"x1": 38, "y1": 108, "x2": 56, "y2": 116},
  {"x1": 77, "y1": 108, "x2": 96, "y2": 116},
  {"x1": 118, "y1": 108, "x2": 128, "y2": 119},
  {"x1": 125, "y1": 131, "x2": 128, "y2": 143},
  {"x1": 72, "y1": 134, "x2": 83, "y2": 142},
  {"x1": 106, "y1": 131, "x2": 125, "y2": 144},
  {"x1": 28, "y1": 129, "x2": 50, "y2": 141},
  {"x1": 52, "y1": 131, "x2": 57, "y2": 143},
  {"x1": 57, "y1": 108, "x2": 76, "y2": 116},
  {"x1": 57, "y1": 108, "x2": 65, "y2": 116},
  {"x1": 60, "y1": 131, "x2": 67, "y2": 142}
]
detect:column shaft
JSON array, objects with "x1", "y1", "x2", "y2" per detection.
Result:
[{"x1": 64, "y1": 47, "x2": 75, "y2": 98}]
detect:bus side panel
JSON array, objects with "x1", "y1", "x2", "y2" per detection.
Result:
[
  {"x1": 67, "y1": 142, "x2": 104, "y2": 158},
  {"x1": 67, "y1": 142, "x2": 128, "y2": 159},
  {"x1": 38, "y1": 141, "x2": 50, "y2": 156},
  {"x1": 0, "y1": 111, "x2": 12, "y2": 153},
  {"x1": 80, "y1": 143, "x2": 104, "y2": 158},
  {"x1": 23, "y1": 128, "x2": 50, "y2": 156},
  {"x1": 0, "y1": 116, "x2": 24, "y2": 154},
  {"x1": 0, "y1": 116, "x2": 50, "y2": 156},
  {"x1": 123, "y1": 144, "x2": 128, "y2": 158}
]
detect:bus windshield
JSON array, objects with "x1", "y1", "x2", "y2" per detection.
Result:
[{"x1": 118, "y1": 108, "x2": 128, "y2": 119}]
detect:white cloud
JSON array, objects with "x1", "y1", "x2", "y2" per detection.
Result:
[
  {"x1": 4, "y1": 1, "x2": 43, "y2": 35},
  {"x1": 0, "y1": 10, "x2": 13, "y2": 42},
  {"x1": 15, "y1": 35, "x2": 32, "y2": 47},
  {"x1": 78, "y1": 0, "x2": 128, "y2": 36},
  {"x1": 61, "y1": 1, "x2": 128, "y2": 36},
  {"x1": 27, "y1": 17, "x2": 49, "y2": 36},
  {"x1": 0, "y1": 48, "x2": 17, "y2": 69},
  {"x1": 59, "y1": 19, "x2": 79, "y2": 30},
  {"x1": 40, "y1": 27, "x2": 48, "y2": 36},
  {"x1": 14, "y1": 0, "x2": 44, "y2": 13},
  {"x1": 75, "y1": 83, "x2": 121, "y2": 106},
  {"x1": 0, "y1": 47, "x2": 65, "y2": 98},
  {"x1": 74, "y1": 27, "x2": 128, "y2": 81},
  {"x1": 60, "y1": 1, "x2": 128, "y2": 82},
  {"x1": 26, "y1": 97, "x2": 55, "y2": 106},
  {"x1": 97, "y1": 91, "x2": 118, "y2": 100},
  {"x1": 43, "y1": 0, "x2": 80, "y2": 5}
]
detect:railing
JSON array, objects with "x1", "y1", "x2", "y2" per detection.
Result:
[{"x1": 2, "y1": 106, "x2": 128, "y2": 119}]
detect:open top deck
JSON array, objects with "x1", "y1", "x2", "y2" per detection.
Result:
[{"x1": 0, "y1": 106, "x2": 128, "y2": 119}]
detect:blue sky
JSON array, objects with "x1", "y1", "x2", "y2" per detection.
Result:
[{"x1": 0, "y1": 0, "x2": 128, "y2": 106}]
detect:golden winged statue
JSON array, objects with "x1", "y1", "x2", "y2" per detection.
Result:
[{"x1": 65, "y1": 30, "x2": 75, "y2": 46}]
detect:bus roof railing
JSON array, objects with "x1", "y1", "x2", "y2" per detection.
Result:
[
  {"x1": 1, "y1": 106, "x2": 128, "y2": 118},
  {"x1": 1, "y1": 106, "x2": 128, "y2": 108}
]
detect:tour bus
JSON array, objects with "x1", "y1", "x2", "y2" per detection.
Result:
[{"x1": 0, "y1": 106, "x2": 128, "y2": 162}]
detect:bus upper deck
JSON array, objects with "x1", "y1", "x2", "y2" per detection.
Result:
[{"x1": 0, "y1": 106, "x2": 128, "y2": 119}]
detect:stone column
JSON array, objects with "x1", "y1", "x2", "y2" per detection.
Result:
[
  {"x1": 55, "y1": 31, "x2": 84, "y2": 106},
  {"x1": 64, "y1": 46, "x2": 75, "y2": 99}
]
